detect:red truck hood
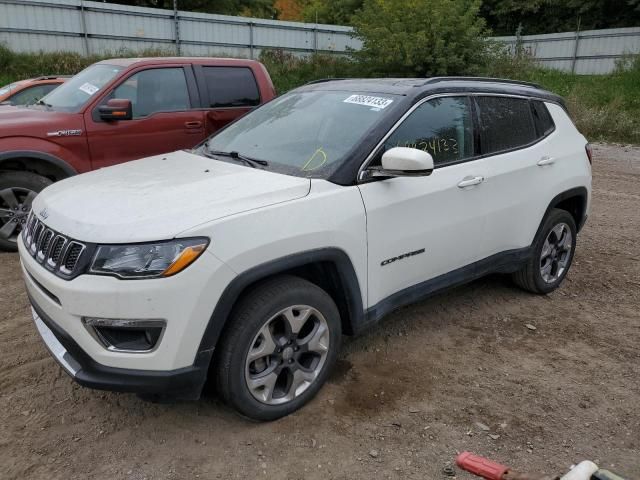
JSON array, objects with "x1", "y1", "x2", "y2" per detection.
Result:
[{"x1": 0, "y1": 106, "x2": 83, "y2": 139}]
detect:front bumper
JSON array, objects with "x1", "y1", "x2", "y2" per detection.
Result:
[
  {"x1": 18, "y1": 234, "x2": 236, "y2": 371},
  {"x1": 18, "y1": 231, "x2": 238, "y2": 398},
  {"x1": 30, "y1": 293, "x2": 210, "y2": 398}
]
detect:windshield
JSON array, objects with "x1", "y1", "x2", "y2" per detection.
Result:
[
  {"x1": 203, "y1": 90, "x2": 401, "y2": 179},
  {"x1": 42, "y1": 64, "x2": 123, "y2": 112}
]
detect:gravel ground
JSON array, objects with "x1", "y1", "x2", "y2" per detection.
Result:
[{"x1": 1, "y1": 143, "x2": 638, "y2": 480}]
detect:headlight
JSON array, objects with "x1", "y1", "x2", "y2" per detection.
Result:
[{"x1": 89, "y1": 238, "x2": 209, "y2": 279}]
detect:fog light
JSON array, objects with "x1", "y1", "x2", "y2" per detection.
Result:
[{"x1": 83, "y1": 318, "x2": 166, "y2": 353}]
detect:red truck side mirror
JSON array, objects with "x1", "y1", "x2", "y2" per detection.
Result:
[{"x1": 99, "y1": 99, "x2": 133, "y2": 121}]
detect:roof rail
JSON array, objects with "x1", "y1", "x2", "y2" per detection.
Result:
[
  {"x1": 424, "y1": 76, "x2": 542, "y2": 89},
  {"x1": 304, "y1": 78, "x2": 350, "y2": 85}
]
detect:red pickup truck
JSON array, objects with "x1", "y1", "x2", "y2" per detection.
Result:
[{"x1": 0, "y1": 57, "x2": 275, "y2": 250}]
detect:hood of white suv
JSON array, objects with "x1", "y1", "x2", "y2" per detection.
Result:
[{"x1": 31, "y1": 150, "x2": 311, "y2": 243}]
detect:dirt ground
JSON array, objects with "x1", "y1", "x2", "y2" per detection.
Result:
[{"x1": 1, "y1": 143, "x2": 638, "y2": 480}]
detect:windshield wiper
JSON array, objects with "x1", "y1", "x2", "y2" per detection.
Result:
[{"x1": 205, "y1": 148, "x2": 268, "y2": 168}]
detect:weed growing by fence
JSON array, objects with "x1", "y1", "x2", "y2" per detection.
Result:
[
  {"x1": 1, "y1": 44, "x2": 638, "y2": 144},
  {"x1": 0, "y1": 44, "x2": 174, "y2": 81}
]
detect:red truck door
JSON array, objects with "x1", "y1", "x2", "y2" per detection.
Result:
[
  {"x1": 194, "y1": 65, "x2": 261, "y2": 136},
  {"x1": 84, "y1": 66, "x2": 205, "y2": 169}
]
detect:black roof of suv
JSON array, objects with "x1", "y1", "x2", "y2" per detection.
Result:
[{"x1": 300, "y1": 76, "x2": 565, "y2": 108}]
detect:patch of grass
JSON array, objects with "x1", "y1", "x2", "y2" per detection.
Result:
[
  {"x1": 0, "y1": 44, "x2": 174, "y2": 85},
  {"x1": 480, "y1": 52, "x2": 640, "y2": 143},
  {"x1": 535, "y1": 67, "x2": 640, "y2": 144},
  {"x1": 1, "y1": 44, "x2": 638, "y2": 144},
  {"x1": 259, "y1": 50, "x2": 362, "y2": 93}
]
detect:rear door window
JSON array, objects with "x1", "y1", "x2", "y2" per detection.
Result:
[
  {"x1": 475, "y1": 96, "x2": 536, "y2": 154},
  {"x1": 202, "y1": 67, "x2": 260, "y2": 108},
  {"x1": 531, "y1": 100, "x2": 555, "y2": 137}
]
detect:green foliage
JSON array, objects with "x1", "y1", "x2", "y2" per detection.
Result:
[
  {"x1": 480, "y1": 0, "x2": 640, "y2": 36},
  {"x1": 107, "y1": 0, "x2": 277, "y2": 18},
  {"x1": 301, "y1": 0, "x2": 363, "y2": 24},
  {"x1": 59, "y1": 0, "x2": 640, "y2": 32},
  {"x1": 478, "y1": 41, "x2": 540, "y2": 79},
  {"x1": 0, "y1": 44, "x2": 174, "y2": 81},
  {"x1": 1, "y1": 44, "x2": 638, "y2": 144},
  {"x1": 259, "y1": 49, "x2": 361, "y2": 92},
  {"x1": 351, "y1": 0, "x2": 488, "y2": 77},
  {"x1": 479, "y1": 49, "x2": 640, "y2": 143}
]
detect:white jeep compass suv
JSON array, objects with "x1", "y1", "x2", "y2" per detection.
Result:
[{"x1": 19, "y1": 77, "x2": 592, "y2": 420}]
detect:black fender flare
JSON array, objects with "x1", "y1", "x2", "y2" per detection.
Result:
[
  {"x1": 535, "y1": 186, "x2": 589, "y2": 240},
  {"x1": 0, "y1": 150, "x2": 78, "y2": 177},
  {"x1": 194, "y1": 248, "x2": 365, "y2": 368}
]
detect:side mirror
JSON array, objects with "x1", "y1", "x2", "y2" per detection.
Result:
[
  {"x1": 99, "y1": 99, "x2": 133, "y2": 121},
  {"x1": 363, "y1": 147, "x2": 434, "y2": 180}
]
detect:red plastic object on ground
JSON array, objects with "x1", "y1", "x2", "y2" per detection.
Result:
[{"x1": 457, "y1": 451, "x2": 511, "y2": 480}]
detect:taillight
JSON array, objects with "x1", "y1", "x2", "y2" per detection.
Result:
[{"x1": 585, "y1": 143, "x2": 593, "y2": 165}]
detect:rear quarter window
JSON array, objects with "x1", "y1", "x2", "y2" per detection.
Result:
[
  {"x1": 475, "y1": 96, "x2": 537, "y2": 154},
  {"x1": 531, "y1": 100, "x2": 555, "y2": 137},
  {"x1": 202, "y1": 67, "x2": 260, "y2": 108}
]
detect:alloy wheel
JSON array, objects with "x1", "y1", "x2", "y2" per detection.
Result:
[
  {"x1": 539, "y1": 222, "x2": 572, "y2": 284},
  {"x1": 244, "y1": 305, "x2": 330, "y2": 405},
  {"x1": 0, "y1": 187, "x2": 36, "y2": 243}
]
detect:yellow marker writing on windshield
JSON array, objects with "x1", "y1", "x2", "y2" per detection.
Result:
[{"x1": 301, "y1": 148, "x2": 328, "y2": 171}]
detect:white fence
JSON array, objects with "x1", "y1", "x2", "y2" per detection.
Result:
[
  {"x1": 1, "y1": 0, "x2": 639, "y2": 74},
  {"x1": 0, "y1": 0, "x2": 360, "y2": 58},
  {"x1": 496, "y1": 27, "x2": 640, "y2": 74}
]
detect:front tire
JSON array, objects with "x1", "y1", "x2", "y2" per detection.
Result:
[
  {"x1": 0, "y1": 171, "x2": 52, "y2": 251},
  {"x1": 512, "y1": 208, "x2": 577, "y2": 294},
  {"x1": 215, "y1": 275, "x2": 341, "y2": 421}
]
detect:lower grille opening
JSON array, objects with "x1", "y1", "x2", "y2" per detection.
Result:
[
  {"x1": 96, "y1": 327, "x2": 162, "y2": 352},
  {"x1": 83, "y1": 318, "x2": 165, "y2": 353}
]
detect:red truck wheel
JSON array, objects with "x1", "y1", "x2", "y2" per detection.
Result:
[{"x1": 0, "y1": 171, "x2": 52, "y2": 251}]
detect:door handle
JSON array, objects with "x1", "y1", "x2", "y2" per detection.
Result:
[
  {"x1": 537, "y1": 156, "x2": 555, "y2": 166},
  {"x1": 184, "y1": 121, "x2": 203, "y2": 129},
  {"x1": 457, "y1": 176, "x2": 484, "y2": 188}
]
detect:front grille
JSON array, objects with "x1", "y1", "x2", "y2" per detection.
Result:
[
  {"x1": 63, "y1": 243, "x2": 83, "y2": 272},
  {"x1": 49, "y1": 236, "x2": 66, "y2": 264},
  {"x1": 37, "y1": 229, "x2": 54, "y2": 261},
  {"x1": 22, "y1": 213, "x2": 87, "y2": 278}
]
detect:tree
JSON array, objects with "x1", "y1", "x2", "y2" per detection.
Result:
[
  {"x1": 301, "y1": 0, "x2": 363, "y2": 24},
  {"x1": 274, "y1": 0, "x2": 304, "y2": 20},
  {"x1": 108, "y1": 0, "x2": 277, "y2": 18},
  {"x1": 480, "y1": 0, "x2": 640, "y2": 35},
  {"x1": 352, "y1": 0, "x2": 488, "y2": 77}
]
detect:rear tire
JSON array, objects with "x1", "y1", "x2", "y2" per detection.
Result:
[
  {"x1": 215, "y1": 275, "x2": 341, "y2": 421},
  {"x1": 512, "y1": 208, "x2": 577, "y2": 294},
  {"x1": 0, "y1": 171, "x2": 52, "y2": 251}
]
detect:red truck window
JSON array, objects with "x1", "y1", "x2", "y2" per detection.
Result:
[
  {"x1": 7, "y1": 84, "x2": 59, "y2": 106},
  {"x1": 202, "y1": 67, "x2": 260, "y2": 108}
]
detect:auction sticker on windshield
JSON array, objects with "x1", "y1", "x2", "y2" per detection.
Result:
[
  {"x1": 343, "y1": 95, "x2": 393, "y2": 109},
  {"x1": 79, "y1": 82, "x2": 100, "y2": 95}
]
